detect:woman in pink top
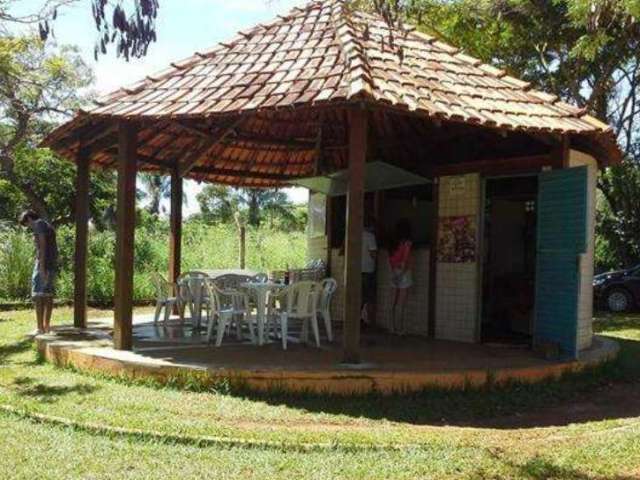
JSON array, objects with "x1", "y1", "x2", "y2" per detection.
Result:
[{"x1": 389, "y1": 219, "x2": 413, "y2": 334}]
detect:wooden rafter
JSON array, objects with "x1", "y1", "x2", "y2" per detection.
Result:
[
  {"x1": 131, "y1": 151, "x2": 300, "y2": 181},
  {"x1": 178, "y1": 117, "x2": 243, "y2": 177},
  {"x1": 225, "y1": 132, "x2": 318, "y2": 150},
  {"x1": 170, "y1": 120, "x2": 211, "y2": 139}
]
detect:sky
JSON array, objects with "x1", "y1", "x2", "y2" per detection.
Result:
[{"x1": 13, "y1": 0, "x2": 310, "y2": 215}]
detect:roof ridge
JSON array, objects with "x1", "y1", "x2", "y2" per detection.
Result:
[{"x1": 327, "y1": 0, "x2": 375, "y2": 100}]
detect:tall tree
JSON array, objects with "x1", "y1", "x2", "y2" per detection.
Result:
[
  {"x1": 139, "y1": 173, "x2": 170, "y2": 216},
  {"x1": 0, "y1": 142, "x2": 116, "y2": 226},
  {"x1": 0, "y1": 36, "x2": 96, "y2": 221},
  {"x1": 197, "y1": 185, "x2": 297, "y2": 228}
]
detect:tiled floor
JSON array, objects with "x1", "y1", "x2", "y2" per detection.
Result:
[{"x1": 118, "y1": 314, "x2": 560, "y2": 372}]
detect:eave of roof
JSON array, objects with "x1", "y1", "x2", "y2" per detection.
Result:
[{"x1": 42, "y1": 0, "x2": 623, "y2": 172}]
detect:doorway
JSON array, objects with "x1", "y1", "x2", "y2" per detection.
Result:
[{"x1": 482, "y1": 176, "x2": 538, "y2": 346}]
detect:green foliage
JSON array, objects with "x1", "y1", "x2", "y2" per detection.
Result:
[
  {"x1": 0, "y1": 227, "x2": 33, "y2": 300},
  {"x1": 181, "y1": 220, "x2": 306, "y2": 275},
  {"x1": 197, "y1": 185, "x2": 304, "y2": 230},
  {"x1": 596, "y1": 160, "x2": 640, "y2": 269},
  {"x1": 0, "y1": 218, "x2": 307, "y2": 304},
  {"x1": 0, "y1": 36, "x2": 99, "y2": 223},
  {"x1": 0, "y1": 146, "x2": 117, "y2": 226},
  {"x1": 139, "y1": 173, "x2": 171, "y2": 216}
]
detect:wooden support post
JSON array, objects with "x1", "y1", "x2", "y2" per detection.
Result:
[
  {"x1": 169, "y1": 166, "x2": 182, "y2": 285},
  {"x1": 73, "y1": 147, "x2": 90, "y2": 329},
  {"x1": 552, "y1": 135, "x2": 570, "y2": 169},
  {"x1": 342, "y1": 107, "x2": 367, "y2": 364},
  {"x1": 428, "y1": 181, "x2": 439, "y2": 339},
  {"x1": 113, "y1": 121, "x2": 138, "y2": 351}
]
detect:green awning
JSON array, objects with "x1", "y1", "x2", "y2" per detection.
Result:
[{"x1": 289, "y1": 161, "x2": 431, "y2": 196}]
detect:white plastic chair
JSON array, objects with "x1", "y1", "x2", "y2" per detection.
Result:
[
  {"x1": 152, "y1": 273, "x2": 182, "y2": 325},
  {"x1": 215, "y1": 273, "x2": 264, "y2": 331},
  {"x1": 272, "y1": 281, "x2": 321, "y2": 350},
  {"x1": 317, "y1": 278, "x2": 337, "y2": 342},
  {"x1": 205, "y1": 279, "x2": 254, "y2": 346},
  {"x1": 177, "y1": 271, "x2": 210, "y2": 328}
]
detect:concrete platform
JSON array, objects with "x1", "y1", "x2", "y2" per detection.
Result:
[{"x1": 35, "y1": 314, "x2": 620, "y2": 395}]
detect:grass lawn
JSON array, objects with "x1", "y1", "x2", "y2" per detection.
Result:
[{"x1": 0, "y1": 307, "x2": 639, "y2": 479}]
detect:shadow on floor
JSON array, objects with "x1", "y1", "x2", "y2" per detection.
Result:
[
  {"x1": 227, "y1": 336, "x2": 640, "y2": 429},
  {"x1": 497, "y1": 454, "x2": 638, "y2": 480},
  {"x1": 0, "y1": 337, "x2": 34, "y2": 363},
  {"x1": 11, "y1": 376, "x2": 100, "y2": 402}
]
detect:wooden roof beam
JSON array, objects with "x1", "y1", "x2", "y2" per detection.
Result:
[
  {"x1": 227, "y1": 133, "x2": 317, "y2": 150},
  {"x1": 178, "y1": 117, "x2": 243, "y2": 177},
  {"x1": 56, "y1": 122, "x2": 117, "y2": 152},
  {"x1": 170, "y1": 120, "x2": 211, "y2": 139},
  {"x1": 135, "y1": 151, "x2": 294, "y2": 181},
  {"x1": 84, "y1": 132, "x2": 119, "y2": 155}
]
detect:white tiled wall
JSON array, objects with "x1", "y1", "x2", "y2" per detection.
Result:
[
  {"x1": 569, "y1": 150, "x2": 598, "y2": 351},
  {"x1": 435, "y1": 174, "x2": 481, "y2": 343},
  {"x1": 307, "y1": 235, "x2": 328, "y2": 264}
]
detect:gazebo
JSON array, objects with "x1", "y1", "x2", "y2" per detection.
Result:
[{"x1": 44, "y1": 0, "x2": 620, "y2": 363}]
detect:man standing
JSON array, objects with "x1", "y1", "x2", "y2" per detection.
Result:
[
  {"x1": 361, "y1": 215, "x2": 378, "y2": 326},
  {"x1": 19, "y1": 211, "x2": 58, "y2": 334}
]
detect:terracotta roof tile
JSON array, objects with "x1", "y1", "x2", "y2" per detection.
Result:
[{"x1": 48, "y1": 0, "x2": 619, "y2": 173}]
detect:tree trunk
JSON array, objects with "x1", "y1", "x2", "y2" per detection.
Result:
[
  {"x1": 248, "y1": 193, "x2": 260, "y2": 227},
  {"x1": 239, "y1": 225, "x2": 246, "y2": 269}
]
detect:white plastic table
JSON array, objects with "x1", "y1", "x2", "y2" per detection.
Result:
[
  {"x1": 240, "y1": 281, "x2": 284, "y2": 345},
  {"x1": 184, "y1": 270, "x2": 257, "y2": 329}
]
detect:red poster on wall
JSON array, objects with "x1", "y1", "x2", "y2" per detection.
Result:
[{"x1": 437, "y1": 215, "x2": 477, "y2": 263}]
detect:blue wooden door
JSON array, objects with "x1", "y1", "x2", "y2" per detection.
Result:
[{"x1": 535, "y1": 167, "x2": 588, "y2": 358}]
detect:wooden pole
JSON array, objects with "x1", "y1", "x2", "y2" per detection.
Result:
[
  {"x1": 428, "y1": 181, "x2": 439, "y2": 339},
  {"x1": 73, "y1": 147, "x2": 90, "y2": 329},
  {"x1": 239, "y1": 224, "x2": 246, "y2": 269},
  {"x1": 342, "y1": 107, "x2": 367, "y2": 364},
  {"x1": 113, "y1": 121, "x2": 138, "y2": 351},
  {"x1": 552, "y1": 135, "x2": 570, "y2": 169},
  {"x1": 169, "y1": 166, "x2": 182, "y2": 284}
]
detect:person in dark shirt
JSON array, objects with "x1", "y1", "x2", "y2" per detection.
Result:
[{"x1": 19, "y1": 210, "x2": 58, "y2": 334}]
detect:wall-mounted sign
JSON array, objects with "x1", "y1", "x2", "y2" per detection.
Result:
[{"x1": 448, "y1": 176, "x2": 468, "y2": 196}]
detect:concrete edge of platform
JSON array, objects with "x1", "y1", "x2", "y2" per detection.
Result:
[{"x1": 34, "y1": 330, "x2": 620, "y2": 396}]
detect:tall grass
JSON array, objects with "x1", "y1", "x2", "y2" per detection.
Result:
[
  {"x1": 0, "y1": 221, "x2": 307, "y2": 304},
  {"x1": 0, "y1": 228, "x2": 34, "y2": 300}
]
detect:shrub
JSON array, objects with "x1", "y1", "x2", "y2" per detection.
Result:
[{"x1": 0, "y1": 227, "x2": 33, "y2": 300}]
